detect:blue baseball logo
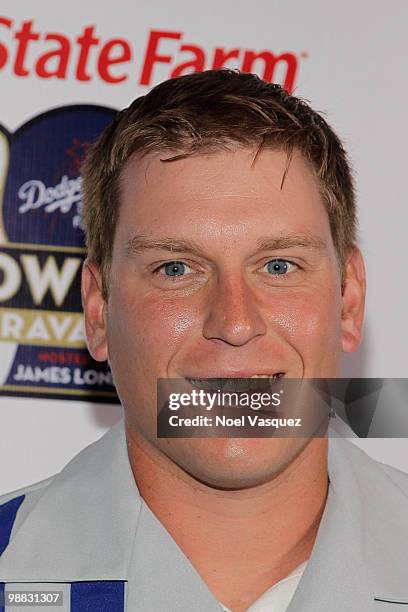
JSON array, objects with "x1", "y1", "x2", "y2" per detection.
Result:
[{"x1": 0, "y1": 105, "x2": 119, "y2": 402}]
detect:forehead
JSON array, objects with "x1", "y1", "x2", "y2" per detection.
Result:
[{"x1": 118, "y1": 147, "x2": 330, "y2": 240}]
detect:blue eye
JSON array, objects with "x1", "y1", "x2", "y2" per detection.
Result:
[
  {"x1": 266, "y1": 259, "x2": 293, "y2": 275},
  {"x1": 162, "y1": 261, "x2": 189, "y2": 276}
]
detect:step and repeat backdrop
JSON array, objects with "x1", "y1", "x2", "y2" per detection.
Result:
[{"x1": 0, "y1": 1, "x2": 407, "y2": 494}]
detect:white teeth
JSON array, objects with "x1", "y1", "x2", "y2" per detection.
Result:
[{"x1": 250, "y1": 374, "x2": 277, "y2": 378}]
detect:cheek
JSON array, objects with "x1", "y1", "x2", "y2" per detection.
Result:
[
  {"x1": 107, "y1": 288, "x2": 197, "y2": 361},
  {"x1": 267, "y1": 286, "x2": 342, "y2": 363}
]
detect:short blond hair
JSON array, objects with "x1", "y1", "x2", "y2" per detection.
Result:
[{"x1": 82, "y1": 69, "x2": 357, "y2": 298}]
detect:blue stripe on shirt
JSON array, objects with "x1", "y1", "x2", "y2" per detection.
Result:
[
  {"x1": 0, "y1": 495, "x2": 25, "y2": 556},
  {"x1": 0, "y1": 494, "x2": 25, "y2": 612},
  {"x1": 71, "y1": 581, "x2": 125, "y2": 611}
]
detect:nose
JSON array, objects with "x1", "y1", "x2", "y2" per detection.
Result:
[{"x1": 202, "y1": 272, "x2": 267, "y2": 347}]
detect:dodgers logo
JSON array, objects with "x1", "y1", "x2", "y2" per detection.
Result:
[{"x1": 0, "y1": 105, "x2": 119, "y2": 402}]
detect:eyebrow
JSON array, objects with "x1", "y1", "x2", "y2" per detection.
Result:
[{"x1": 125, "y1": 234, "x2": 327, "y2": 258}]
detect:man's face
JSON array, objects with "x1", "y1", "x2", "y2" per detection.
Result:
[{"x1": 83, "y1": 146, "x2": 365, "y2": 488}]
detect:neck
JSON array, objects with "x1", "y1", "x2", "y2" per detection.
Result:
[{"x1": 126, "y1": 427, "x2": 329, "y2": 611}]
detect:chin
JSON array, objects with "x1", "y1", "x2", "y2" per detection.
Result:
[{"x1": 169, "y1": 437, "x2": 307, "y2": 490}]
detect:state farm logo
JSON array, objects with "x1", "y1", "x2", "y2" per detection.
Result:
[
  {"x1": 0, "y1": 16, "x2": 305, "y2": 93},
  {"x1": 18, "y1": 175, "x2": 84, "y2": 230}
]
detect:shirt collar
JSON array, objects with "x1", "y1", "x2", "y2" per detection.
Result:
[
  {"x1": 0, "y1": 419, "x2": 138, "y2": 582},
  {"x1": 288, "y1": 434, "x2": 408, "y2": 610}
]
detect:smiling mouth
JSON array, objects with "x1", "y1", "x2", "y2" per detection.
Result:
[{"x1": 185, "y1": 373, "x2": 285, "y2": 393}]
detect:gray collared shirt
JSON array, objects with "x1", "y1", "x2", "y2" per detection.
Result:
[{"x1": 0, "y1": 419, "x2": 408, "y2": 611}]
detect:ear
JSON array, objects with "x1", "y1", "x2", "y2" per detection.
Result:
[
  {"x1": 81, "y1": 259, "x2": 108, "y2": 362},
  {"x1": 341, "y1": 247, "x2": 366, "y2": 353}
]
